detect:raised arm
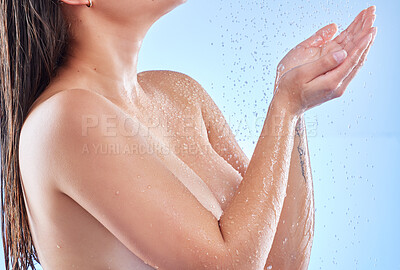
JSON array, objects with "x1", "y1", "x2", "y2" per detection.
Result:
[{"x1": 266, "y1": 7, "x2": 376, "y2": 269}]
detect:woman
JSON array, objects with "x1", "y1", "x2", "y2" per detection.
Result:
[{"x1": 0, "y1": 0, "x2": 376, "y2": 269}]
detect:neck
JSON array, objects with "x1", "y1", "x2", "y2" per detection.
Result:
[{"x1": 57, "y1": 12, "x2": 155, "y2": 106}]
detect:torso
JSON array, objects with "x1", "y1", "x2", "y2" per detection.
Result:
[{"x1": 19, "y1": 70, "x2": 243, "y2": 269}]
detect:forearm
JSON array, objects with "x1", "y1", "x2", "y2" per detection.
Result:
[
  {"x1": 264, "y1": 115, "x2": 315, "y2": 270},
  {"x1": 219, "y1": 96, "x2": 299, "y2": 269}
]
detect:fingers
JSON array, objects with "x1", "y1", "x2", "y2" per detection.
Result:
[
  {"x1": 335, "y1": 27, "x2": 377, "y2": 95},
  {"x1": 355, "y1": 7, "x2": 376, "y2": 40},
  {"x1": 334, "y1": 8, "x2": 366, "y2": 44},
  {"x1": 302, "y1": 23, "x2": 338, "y2": 47},
  {"x1": 306, "y1": 32, "x2": 373, "y2": 98},
  {"x1": 353, "y1": 8, "x2": 368, "y2": 34},
  {"x1": 335, "y1": 6, "x2": 376, "y2": 50},
  {"x1": 362, "y1": 11, "x2": 376, "y2": 31},
  {"x1": 293, "y1": 49, "x2": 348, "y2": 83}
]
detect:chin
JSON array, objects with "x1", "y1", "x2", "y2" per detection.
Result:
[
  {"x1": 167, "y1": 0, "x2": 188, "y2": 9},
  {"x1": 155, "y1": 0, "x2": 187, "y2": 18}
]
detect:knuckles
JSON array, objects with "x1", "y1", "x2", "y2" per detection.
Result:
[{"x1": 327, "y1": 80, "x2": 341, "y2": 92}]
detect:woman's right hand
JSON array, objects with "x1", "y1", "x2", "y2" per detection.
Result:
[{"x1": 274, "y1": 26, "x2": 375, "y2": 115}]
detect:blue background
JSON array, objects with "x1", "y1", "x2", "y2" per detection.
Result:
[{"x1": 2, "y1": 0, "x2": 399, "y2": 269}]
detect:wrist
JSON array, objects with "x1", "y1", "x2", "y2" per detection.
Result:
[
  {"x1": 261, "y1": 96, "x2": 300, "y2": 138},
  {"x1": 270, "y1": 90, "x2": 303, "y2": 119}
]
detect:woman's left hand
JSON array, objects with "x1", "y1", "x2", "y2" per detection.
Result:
[{"x1": 274, "y1": 5, "x2": 377, "y2": 95}]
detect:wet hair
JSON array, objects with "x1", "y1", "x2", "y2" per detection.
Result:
[{"x1": 0, "y1": 0, "x2": 69, "y2": 268}]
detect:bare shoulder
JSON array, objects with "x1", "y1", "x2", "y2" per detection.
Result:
[
  {"x1": 138, "y1": 69, "x2": 202, "y2": 88},
  {"x1": 20, "y1": 89, "x2": 111, "y2": 141},
  {"x1": 19, "y1": 89, "x2": 120, "y2": 181},
  {"x1": 139, "y1": 70, "x2": 226, "y2": 131},
  {"x1": 138, "y1": 70, "x2": 211, "y2": 109}
]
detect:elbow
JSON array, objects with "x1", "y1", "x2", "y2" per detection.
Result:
[
  {"x1": 195, "y1": 246, "x2": 264, "y2": 270},
  {"x1": 169, "y1": 244, "x2": 236, "y2": 270},
  {"x1": 186, "y1": 246, "x2": 272, "y2": 270},
  {"x1": 198, "y1": 248, "x2": 236, "y2": 270},
  {"x1": 183, "y1": 255, "x2": 234, "y2": 270}
]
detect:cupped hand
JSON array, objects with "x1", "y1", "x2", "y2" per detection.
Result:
[{"x1": 274, "y1": 6, "x2": 377, "y2": 97}]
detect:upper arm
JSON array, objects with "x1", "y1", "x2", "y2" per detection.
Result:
[
  {"x1": 26, "y1": 89, "x2": 233, "y2": 269},
  {"x1": 178, "y1": 74, "x2": 250, "y2": 178}
]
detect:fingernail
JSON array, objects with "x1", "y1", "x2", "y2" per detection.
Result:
[
  {"x1": 366, "y1": 33, "x2": 373, "y2": 43},
  {"x1": 333, "y1": 50, "x2": 347, "y2": 63},
  {"x1": 372, "y1": 27, "x2": 378, "y2": 36}
]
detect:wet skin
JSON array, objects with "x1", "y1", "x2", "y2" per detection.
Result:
[
  {"x1": 18, "y1": 3, "x2": 376, "y2": 270},
  {"x1": 266, "y1": 6, "x2": 377, "y2": 270},
  {"x1": 20, "y1": 70, "x2": 244, "y2": 269}
]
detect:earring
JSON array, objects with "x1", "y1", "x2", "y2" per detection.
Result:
[{"x1": 86, "y1": 0, "x2": 93, "y2": 7}]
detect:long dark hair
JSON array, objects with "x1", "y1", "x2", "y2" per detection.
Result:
[{"x1": 0, "y1": 0, "x2": 69, "y2": 268}]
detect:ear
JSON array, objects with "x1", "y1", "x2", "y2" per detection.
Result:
[{"x1": 60, "y1": 0, "x2": 89, "y2": 6}]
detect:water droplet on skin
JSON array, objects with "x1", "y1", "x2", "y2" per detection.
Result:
[
  {"x1": 57, "y1": 244, "x2": 61, "y2": 249},
  {"x1": 267, "y1": 266, "x2": 272, "y2": 270},
  {"x1": 147, "y1": 185, "x2": 152, "y2": 189},
  {"x1": 115, "y1": 190, "x2": 120, "y2": 195}
]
